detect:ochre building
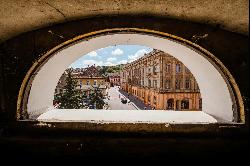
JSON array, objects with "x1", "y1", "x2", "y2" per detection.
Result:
[
  {"x1": 121, "y1": 49, "x2": 202, "y2": 111},
  {"x1": 55, "y1": 66, "x2": 108, "y2": 97}
]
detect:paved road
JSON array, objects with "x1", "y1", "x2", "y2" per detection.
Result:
[
  {"x1": 106, "y1": 86, "x2": 137, "y2": 110},
  {"x1": 118, "y1": 89, "x2": 152, "y2": 110}
]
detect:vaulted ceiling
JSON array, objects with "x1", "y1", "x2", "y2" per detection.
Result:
[{"x1": 0, "y1": 0, "x2": 248, "y2": 43}]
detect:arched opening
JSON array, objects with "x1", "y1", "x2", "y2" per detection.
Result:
[
  {"x1": 17, "y1": 28, "x2": 244, "y2": 124},
  {"x1": 181, "y1": 99, "x2": 190, "y2": 110},
  {"x1": 167, "y1": 99, "x2": 174, "y2": 110}
]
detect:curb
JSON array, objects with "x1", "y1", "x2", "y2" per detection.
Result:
[{"x1": 118, "y1": 90, "x2": 139, "y2": 110}]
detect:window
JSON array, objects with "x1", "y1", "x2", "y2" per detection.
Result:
[
  {"x1": 153, "y1": 66, "x2": 157, "y2": 74},
  {"x1": 181, "y1": 99, "x2": 189, "y2": 109},
  {"x1": 176, "y1": 64, "x2": 181, "y2": 73},
  {"x1": 167, "y1": 99, "x2": 174, "y2": 109},
  {"x1": 166, "y1": 63, "x2": 171, "y2": 73},
  {"x1": 93, "y1": 80, "x2": 97, "y2": 85},
  {"x1": 185, "y1": 78, "x2": 191, "y2": 89},
  {"x1": 20, "y1": 28, "x2": 242, "y2": 124},
  {"x1": 175, "y1": 79, "x2": 181, "y2": 89},
  {"x1": 165, "y1": 79, "x2": 171, "y2": 89},
  {"x1": 86, "y1": 80, "x2": 90, "y2": 85},
  {"x1": 153, "y1": 80, "x2": 157, "y2": 88},
  {"x1": 148, "y1": 79, "x2": 151, "y2": 87}
]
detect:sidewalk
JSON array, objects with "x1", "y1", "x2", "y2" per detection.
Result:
[{"x1": 118, "y1": 89, "x2": 152, "y2": 110}]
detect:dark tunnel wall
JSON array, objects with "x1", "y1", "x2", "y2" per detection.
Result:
[
  {"x1": 0, "y1": 15, "x2": 249, "y2": 160},
  {"x1": 0, "y1": 15, "x2": 248, "y2": 121}
]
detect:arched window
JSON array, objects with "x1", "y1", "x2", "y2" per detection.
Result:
[
  {"x1": 17, "y1": 29, "x2": 244, "y2": 124},
  {"x1": 167, "y1": 99, "x2": 174, "y2": 110},
  {"x1": 181, "y1": 99, "x2": 189, "y2": 110}
]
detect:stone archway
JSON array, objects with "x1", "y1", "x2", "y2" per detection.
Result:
[{"x1": 17, "y1": 28, "x2": 244, "y2": 123}]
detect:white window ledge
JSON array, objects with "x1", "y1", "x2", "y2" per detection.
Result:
[{"x1": 37, "y1": 109, "x2": 218, "y2": 124}]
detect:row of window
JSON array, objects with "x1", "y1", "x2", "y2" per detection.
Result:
[
  {"x1": 111, "y1": 78, "x2": 120, "y2": 82},
  {"x1": 130, "y1": 78, "x2": 195, "y2": 90},
  {"x1": 78, "y1": 80, "x2": 104, "y2": 86},
  {"x1": 167, "y1": 98, "x2": 202, "y2": 110},
  {"x1": 166, "y1": 63, "x2": 190, "y2": 73},
  {"x1": 124, "y1": 63, "x2": 190, "y2": 78},
  {"x1": 146, "y1": 79, "x2": 192, "y2": 90},
  {"x1": 166, "y1": 79, "x2": 191, "y2": 90}
]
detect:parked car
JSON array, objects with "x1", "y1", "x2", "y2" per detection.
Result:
[
  {"x1": 121, "y1": 98, "x2": 127, "y2": 104},
  {"x1": 88, "y1": 105, "x2": 94, "y2": 109}
]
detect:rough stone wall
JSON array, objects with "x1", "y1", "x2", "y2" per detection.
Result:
[{"x1": 0, "y1": 0, "x2": 248, "y2": 43}]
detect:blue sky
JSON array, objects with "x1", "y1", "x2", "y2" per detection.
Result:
[{"x1": 69, "y1": 45, "x2": 153, "y2": 68}]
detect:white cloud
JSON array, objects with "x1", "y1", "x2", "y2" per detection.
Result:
[
  {"x1": 117, "y1": 60, "x2": 127, "y2": 64},
  {"x1": 87, "y1": 51, "x2": 98, "y2": 57},
  {"x1": 107, "y1": 57, "x2": 117, "y2": 62},
  {"x1": 111, "y1": 48, "x2": 124, "y2": 56},
  {"x1": 128, "y1": 49, "x2": 149, "y2": 62},
  {"x1": 82, "y1": 60, "x2": 103, "y2": 67}
]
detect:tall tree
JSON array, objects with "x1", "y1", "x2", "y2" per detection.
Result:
[
  {"x1": 55, "y1": 69, "x2": 83, "y2": 109},
  {"x1": 88, "y1": 85, "x2": 105, "y2": 109}
]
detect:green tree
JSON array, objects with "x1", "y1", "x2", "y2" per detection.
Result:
[
  {"x1": 88, "y1": 85, "x2": 105, "y2": 109},
  {"x1": 106, "y1": 67, "x2": 114, "y2": 73},
  {"x1": 56, "y1": 69, "x2": 83, "y2": 109}
]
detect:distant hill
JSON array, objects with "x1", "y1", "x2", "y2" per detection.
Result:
[{"x1": 98, "y1": 64, "x2": 124, "y2": 76}]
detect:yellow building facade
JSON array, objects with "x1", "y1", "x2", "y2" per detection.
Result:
[
  {"x1": 75, "y1": 76, "x2": 107, "y2": 96},
  {"x1": 121, "y1": 49, "x2": 201, "y2": 111}
]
